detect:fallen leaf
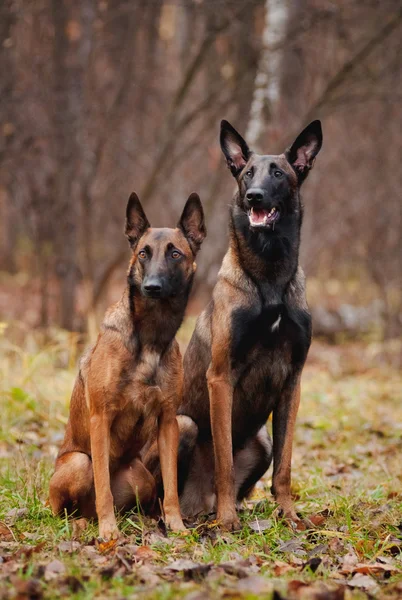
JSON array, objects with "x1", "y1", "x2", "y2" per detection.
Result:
[
  {"x1": 206, "y1": 566, "x2": 226, "y2": 583},
  {"x1": 13, "y1": 542, "x2": 46, "y2": 559},
  {"x1": 122, "y1": 543, "x2": 138, "y2": 556},
  {"x1": 308, "y1": 543, "x2": 328, "y2": 557},
  {"x1": 309, "y1": 514, "x2": 327, "y2": 526},
  {"x1": 98, "y1": 538, "x2": 117, "y2": 554},
  {"x1": 0, "y1": 522, "x2": 14, "y2": 541},
  {"x1": 340, "y1": 550, "x2": 358, "y2": 573},
  {"x1": 135, "y1": 545, "x2": 158, "y2": 561},
  {"x1": 44, "y1": 559, "x2": 66, "y2": 581},
  {"x1": 354, "y1": 538, "x2": 374, "y2": 556},
  {"x1": 5, "y1": 507, "x2": 29, "y2": 523},
  {"x1": 328, "y1": 537, "x2": 344, "y2": 553},
  {"x1": 220, "y1": 558, "x2": 257, "y2": 578},
  {"x1": 288, "y1": 580, "x2": 308, "y2": 593},
  {"x1": 58, "y1": 540, "x2": 81, "y2": 553},
  {"x1": 354, "y1": 561, "x2": 399, "y2": 574},
  {"x1": 273, "y1": 560, "x2": 293, "y2": 576},
  {"x1": 145, "y1": 531, "x2": 170, "y2": 545},
  {"x1": 325, "y1": 464, "x2": 351, "y2": 476},
  {"x1": 135, "y1": 564, "x2": 161, "y2": 586},
  {"x1": 236, "y1": 575, "x2": 274, "y2": 594},
  {"x1": 348, "y1": 573, "x2": 379, "y2": 593},
  {"x1": 81, "y1": 545, "x2": 98, "y2": 558},
  {"x1": 22, "y1": 531, "x2": 39, "y2": 541},
  {"x1": 288, "y1": 580, "x2": 345, "y2": 599},
  {"x1": 278, "y1": 538, "x2": 306, "y2": 554},
  {"x1": 167, "y1": 559, "x2": 204, "y2": 571},
  {"x1": 249, "y1": 518, "x2": 273, "y2": 532}
]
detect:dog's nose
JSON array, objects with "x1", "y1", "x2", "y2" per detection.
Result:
[
  {"x1": 246, "y1": 188, "x2": 265, "y2": 203},
  {"x1": 143, "y1": 280, "x2": 162, "y2": 294}
]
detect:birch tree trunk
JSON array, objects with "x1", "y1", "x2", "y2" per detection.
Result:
[{"x1": 246, "y1": 0, "x2": 288, "y2": 150}]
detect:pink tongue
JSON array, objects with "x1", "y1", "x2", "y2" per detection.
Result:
[{"x1": 252, "y1": 209, "x2": 268, "y2": 223}]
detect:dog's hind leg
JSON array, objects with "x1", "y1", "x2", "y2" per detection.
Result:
[
  {"x1": 143, "y1": 414, "x2": 198, "y2": 496},
  {"x1": 49, "y1": 452, "x2": 95, "y2": 518},
  {"x1": 111, "y1": 458, "x2": 156, "y2": 515},
  {"x1": 176, "y1": 415, "x2": 199, "y2": 493},
  {"x1": 179, "y1": 435, "x2": 216, "y2": 519},
  {"x1": 235, "y1": 426, "x2": 273, "y2": 501},
  {"x1": 144, "y1": 415, "x2": 214, "y2": 519}
]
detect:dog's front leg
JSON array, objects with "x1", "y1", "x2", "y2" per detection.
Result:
[
  {"x1": 90, "y1": 412, "x2": 119, "y2": 539},
  {"x1": 271, "y1": 376, "x2": 301, "y2": 524},
  {"x1": 207, "y1": 367, "x2": 240, "y2": 531},
  {"x1": 158, "y1": 408, "x2": 186, "y2": 531}
]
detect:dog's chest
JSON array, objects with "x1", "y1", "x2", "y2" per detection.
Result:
[
  {"x1": 231, "y1": 304, "x2": 310, "y2": 396},
  {"x1": 230, "y1": 303, "x2": 286, "y2": 367},
  {"x1": 109, "y1": 351, "x2": 166, "y2": 459},
  {"x1": 110, "y1": 402, "x2": 155, "y2": 460}
]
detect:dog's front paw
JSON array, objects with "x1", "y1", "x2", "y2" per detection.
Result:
[
  {"x1": 99, "y1": 517, "x2": 120, "y2": 540},
  {"x1": 217, "y1": 510, "x2": 241, "y2": 532},
  {"x1": 165, "y1": 513, "x2": 186, "y2": 532}
]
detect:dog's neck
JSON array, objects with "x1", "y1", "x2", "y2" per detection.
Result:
[
  {"x1": 229, "y1": 198, "x2": 302, "y2": 301},
  {"x1": 125, "y1": 280, "x2": 190, "y2": 352}
]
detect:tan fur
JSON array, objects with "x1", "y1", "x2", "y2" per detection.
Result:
[{"x1": 49, "y1": 194, "x2": 206, "y2": 539}]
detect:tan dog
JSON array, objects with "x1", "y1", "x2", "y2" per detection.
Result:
[{"x1": 49, "y1": 192, "x2": 206, "y2": 538}]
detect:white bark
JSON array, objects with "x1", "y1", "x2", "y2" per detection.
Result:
[{"x1": 246, "y1": 0, "x2": 288, "y2": 149}]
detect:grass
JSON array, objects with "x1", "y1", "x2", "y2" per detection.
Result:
[{"x1": 1, "y1": 321, "x2": 402, "y2": 598}]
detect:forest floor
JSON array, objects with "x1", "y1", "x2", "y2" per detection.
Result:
[{"x1": 1, "y1": 321, "x2": 402, "y2": 599}]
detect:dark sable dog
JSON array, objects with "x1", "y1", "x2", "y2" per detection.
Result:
[
  {"x1": 175, "y1": 120, "x2": 322, "y2": 530},
  {"x1": 49, "y1": 192, "x2": 206, "y2": 539}
]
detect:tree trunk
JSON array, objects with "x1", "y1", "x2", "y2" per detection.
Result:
[
  {"x1": 0, "y1": 0, "x2": 17, "y2": 273},
  {"x1": 246, "y1": 0, "x2": 288, "y2": 149},
  {"x1": 51, "y1": 0, "x2": 94, "y2": 330}
]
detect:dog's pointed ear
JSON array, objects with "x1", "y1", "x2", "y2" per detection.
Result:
[
  {"x1": 178, "y1": 192, "x2": 206, "y2": 255},
  {"x1": 285, "y1": 120, "x2": 322, "y2": 183},
  {"x1": 220, "y1": 120, "x2": 251, "y2": 177},
  {"x1": 125, "y1": 192, "x2": 150, "y2": 249}
]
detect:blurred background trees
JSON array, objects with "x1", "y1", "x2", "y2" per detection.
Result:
[{"x1": 0, "y1": 0, "x2": 401, "y2": 339}]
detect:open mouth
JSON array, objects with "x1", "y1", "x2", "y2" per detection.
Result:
[{"x1": 248, "y1": 206, "x2": 280, "y2": 228}]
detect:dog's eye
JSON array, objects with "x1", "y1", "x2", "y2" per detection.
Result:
[
  {"x1": 171, "y1": 250, "x2": 181, "y2": 260},
  {"x1": 245, "y1": 170, "x2": 253, "y2": 178},
  {"x1": 138, "y1": 250, "x2": 147, "y2": 260},
  {"x1": 274, "y1": 170, "x2": 283, "y2": 178}
]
